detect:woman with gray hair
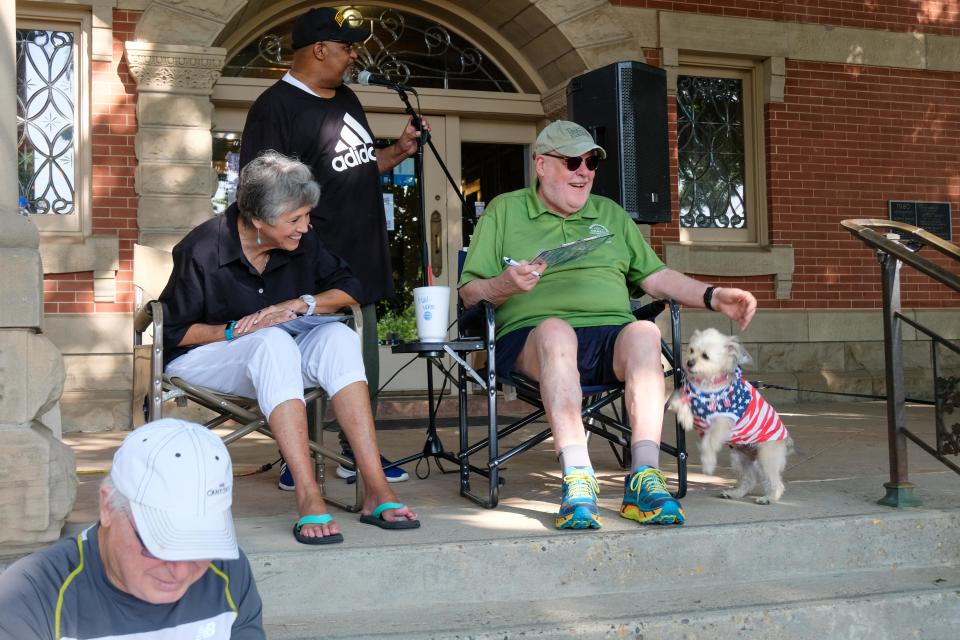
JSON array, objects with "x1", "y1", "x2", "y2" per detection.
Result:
[{"x1": 159, "y1": 150, "x2": 419, "y2": 545}]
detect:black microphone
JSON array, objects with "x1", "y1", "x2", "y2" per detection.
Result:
[{"x1": 357, "y1": 70, "x2": 409, "y2": 91}]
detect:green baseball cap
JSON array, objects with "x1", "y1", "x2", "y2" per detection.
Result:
[{"x1": 533, "y1": 121, "x2": 607, "y2": 159}]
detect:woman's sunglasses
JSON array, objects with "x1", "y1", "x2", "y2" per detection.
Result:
[{"x1": 543, "y1": 153, "x2": 600, "y2": 172}]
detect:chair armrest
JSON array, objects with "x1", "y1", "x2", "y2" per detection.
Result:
[
  {"x1": 458, "y1": 299, "x2": 496, "y2": 338},
  {"x1": 133, "y1": 300, "x2": 157, "y2": 334},
  {"x1": 633, "y1": 299, "x2": 667, "y2": 322},
  {"x1": 458, "y1": 301, "x2": 484, "y2": 337},
  {"x1": 342, "y1": 303, "x2": 363, "y2": 344}
]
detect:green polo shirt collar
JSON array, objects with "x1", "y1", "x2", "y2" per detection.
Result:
[{"x1": 525, "y1": 178, "x2": 600, "y2": 221}]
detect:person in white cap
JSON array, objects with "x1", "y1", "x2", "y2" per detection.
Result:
[
  {"x1": 0, "y1": 419, "x2": 264, "y2": 639},
  {"x1": 459, "y1": 121, "x2": 757, "y2": 531}
]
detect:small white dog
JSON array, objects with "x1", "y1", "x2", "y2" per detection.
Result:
[{"x1": 668, "y1": 328, "x2": 792, "y2": 504}]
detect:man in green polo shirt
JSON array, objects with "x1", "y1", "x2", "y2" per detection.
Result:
[{"x1": 459, "y1": 121, "x2": 757, "y2": 530}]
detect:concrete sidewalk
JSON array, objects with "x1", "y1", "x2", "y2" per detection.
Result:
[
  {"x1": 7, "y1": 400, "x2": 959, "y2": 638},
  {"x1": 60, "y1": 400, "x2": 958, "y2": 553}
]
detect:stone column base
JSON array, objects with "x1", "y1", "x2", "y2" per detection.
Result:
[{"x1": 0, "y1": 423, "x2": 78, "y2": 547}]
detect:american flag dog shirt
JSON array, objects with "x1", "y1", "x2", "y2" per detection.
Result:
[{"x1": 683, "y1": 368, "x2": 788, "y2": 445}]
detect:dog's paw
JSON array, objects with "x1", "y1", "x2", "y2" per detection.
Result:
[
  {"x1": 755, "y1": 496, "x2": 771, "y2": 505},
  {"x1": 720, "y1": 490, "x2": 734, "y2": 500},
  {"x1": 676, "y1": 404, "x2": 695, "y2": 432}
]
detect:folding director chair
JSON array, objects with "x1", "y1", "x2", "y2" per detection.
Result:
[
  {"x1": 131, "y1": 243, "x2": 363, "y2": 511},
  {"x1": 454, "y1": 296, "x2": 687, "y2": 509}
]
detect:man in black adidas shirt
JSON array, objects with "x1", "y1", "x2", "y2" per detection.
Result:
[{"x1": 240, "y1": 7, "x2": 428, "y2": 481}]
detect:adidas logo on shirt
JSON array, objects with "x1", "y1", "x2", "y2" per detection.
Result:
[{"x1": 332, "y1": 112, "x2": 377, "y2": 172}]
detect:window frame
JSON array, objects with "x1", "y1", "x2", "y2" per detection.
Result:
[
  {"x1": 16, "y1": 8, "x2": 92, "y2": 240},
  {"x1": 677, "y1": 56, "x2": 768, "y2": 247}
]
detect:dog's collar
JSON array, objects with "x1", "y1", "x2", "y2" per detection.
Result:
[
  {"x1": 688, "y1": 373, "x2": 732, "y2": 387},
  {"x1": 685, "y1": 367, "x2": 743, "y2": 392}
]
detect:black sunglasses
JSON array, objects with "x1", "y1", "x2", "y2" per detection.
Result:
[{"x1": 543, "y1": 153, "x2": 600, "y2": 171}]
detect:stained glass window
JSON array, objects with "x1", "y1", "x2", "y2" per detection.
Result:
[
  {"x1": 223, "y1": 5, "x2": 516, "y2": 92},
  {"x1": 17, "y1": 28, "x2": 77, "y2": 216},
  {"x1": 677, "y1": 75, "x2": 746, "y2": 229}
]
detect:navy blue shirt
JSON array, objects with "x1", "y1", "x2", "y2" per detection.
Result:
[
  {"x1": 159, "y1": 203, "x2": 362, "y2": 366},
  {"x1": 0, "y1": 524, "x2": 264, "y2": 639}
]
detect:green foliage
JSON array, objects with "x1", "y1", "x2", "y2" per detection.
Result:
[{"x1": 377, "y1": 304, "x2": 417, "y2": 343}]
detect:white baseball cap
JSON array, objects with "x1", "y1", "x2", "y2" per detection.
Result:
[{"x1": 111, "y1": 419, "x2": 238, "y2": 561}]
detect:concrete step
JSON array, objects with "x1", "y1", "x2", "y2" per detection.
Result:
[
  {"x1": 269, "y1": 567, "x2": 960, "y2": 639},
  {"x1": 254, "y1": 509, "x2": 960, "y2": 638}
]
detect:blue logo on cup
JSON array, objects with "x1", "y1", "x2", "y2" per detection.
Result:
[{"x1": 424, "y1": 311, "x2": 432, "y2": 320}]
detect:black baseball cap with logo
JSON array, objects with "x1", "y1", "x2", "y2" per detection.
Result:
[{"x1": 292, "y1": 7, "x2": 368, "y2": 49}]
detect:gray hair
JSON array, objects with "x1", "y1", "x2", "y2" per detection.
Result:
[
  {"x1": 236, "y1": 150, "x2": 321, "y2": 225},
  {"x1": 100, "y1": 475, "x2": 131, "y2": 515}
]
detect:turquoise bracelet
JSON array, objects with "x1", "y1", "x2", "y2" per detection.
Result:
[{"x1": 225, "y1": 320, "x2": 237, "y2": 341}]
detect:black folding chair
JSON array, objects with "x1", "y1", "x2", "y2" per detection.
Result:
[{"x1": 453, "y1": 297, "x2": 687, "y2": 509}]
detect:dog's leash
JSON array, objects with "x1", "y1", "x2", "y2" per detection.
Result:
[{"x1": 749, "y1": 380, "x2": 934, "y2": 405}]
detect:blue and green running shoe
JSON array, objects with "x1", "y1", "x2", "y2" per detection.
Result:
[
  {"x1": 620, "y1": 466, "x2": 684, "y2": 525},
  {"x1": 555, "y1": 467, "x2": 602, "y2": 530}
]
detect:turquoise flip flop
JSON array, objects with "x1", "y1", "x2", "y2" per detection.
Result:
[
  {"x1": 293, "y1": 514, "x2": 344, "y2": 545},
  {"x1": 359, "y1": 502, "x2": 421, "y2": 530}
]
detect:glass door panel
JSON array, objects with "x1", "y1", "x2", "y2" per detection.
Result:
[
  {"x1": 366, "y1": 113, "x2": 447, "y2": 341},
  {"x1": 460, "y1": 142, "x2": 528, "y2": 248}
]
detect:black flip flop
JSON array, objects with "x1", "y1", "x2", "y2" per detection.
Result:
[
  {"x1": 359, "y1": 502, "x2": 421, "y2": 530},
  {"x1": 293, "y1": 514, "x2": 344, "y2": 544}
]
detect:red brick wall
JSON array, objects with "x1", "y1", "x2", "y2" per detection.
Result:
[
  {"x1": 44, "y1": 10, "x2": 140, "y2": 315},
  {"x1": 769, "y1": 60, "x2": 960, "y2": 308},
  {"x1": 615, "y1": 1, "x2": 960, "y2": 36},
  {"x1": 637, "y1": 29, "x2": 960, "y2": 310}
]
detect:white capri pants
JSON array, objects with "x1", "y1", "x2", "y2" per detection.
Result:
[{"x1": 166, "y1": 322, "x2": 366, "y2": 419}]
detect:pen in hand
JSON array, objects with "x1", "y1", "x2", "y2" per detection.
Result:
[{"x1": 503, "y1": 256, "x2": 541, "y2": 278}]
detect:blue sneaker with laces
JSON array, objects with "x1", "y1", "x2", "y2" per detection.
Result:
[
  {"x1": 277, "y1": 461, "x2": 295, "y2": 491},
  {"x1": 555, "y1": 467, "x2": 602, "y2": 530},
  {"x1": 336, "y1": 454, "x2": 409, "y2": 483},
  {"x1": 620, "y1": 466, "x2": 684, "y2": 525}
]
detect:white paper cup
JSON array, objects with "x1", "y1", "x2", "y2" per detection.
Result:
[{"x1": 413, "y1": 286, "x2": 450, "y2": 342}]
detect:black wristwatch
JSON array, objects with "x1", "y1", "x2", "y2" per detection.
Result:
[{"x1": 703, "y1": 286, "x2": 717, "y2": 311}]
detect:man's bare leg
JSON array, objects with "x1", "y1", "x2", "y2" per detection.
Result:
[
  {"x1": 613, "y1": 320, "x2": 684, "y2": 525},
  {"x1": 514, "y1": 319, "x2": 601, "y2": 529},
  {"x1": 613, "y1": 320, "x2": 666, "y2": 448},
  {"x1": 514, "y1": 318, "x2": 587, "y2": 451}
]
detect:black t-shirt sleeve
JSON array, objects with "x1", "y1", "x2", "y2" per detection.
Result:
[
  {"x1": 239, "y1": 96, "x2": 288, "y2": 169},
  {"x1": 312, "y1": 239, "x2": 364, "y2": 303}
]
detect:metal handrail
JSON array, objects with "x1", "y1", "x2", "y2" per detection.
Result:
[
  {"x1": 841, "y1": 218, "x2": 960, "y2": 507},
  {"x1": 841, "y1": 219, "x2": 960, "y2": 292}
]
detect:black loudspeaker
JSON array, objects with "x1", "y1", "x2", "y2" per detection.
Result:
[{"x1": 566, "y1": 61, "x2": 671, "y2": 224}]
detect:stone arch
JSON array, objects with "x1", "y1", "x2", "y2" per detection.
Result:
[
  {"x1": 134, "y1": 0, "x2": 642, "y2": 95},
  {"x1": 126, "y1": 1, "x2": 644, "y2": 248}
]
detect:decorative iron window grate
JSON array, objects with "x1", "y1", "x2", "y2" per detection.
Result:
[
  {"x1": 17, "y1": 28, "x2": 76, "y2": 216},
  {"x1": 223, "y1": 5, "x2": 516, "y2": 92},
  {"x1": 677, "y1": 75, "x2": 746, "y2": 229}
]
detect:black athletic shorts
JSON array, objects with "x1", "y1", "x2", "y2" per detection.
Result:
[{"x1": 494, "y1": 324, "x2": 627, "y2": 387}]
